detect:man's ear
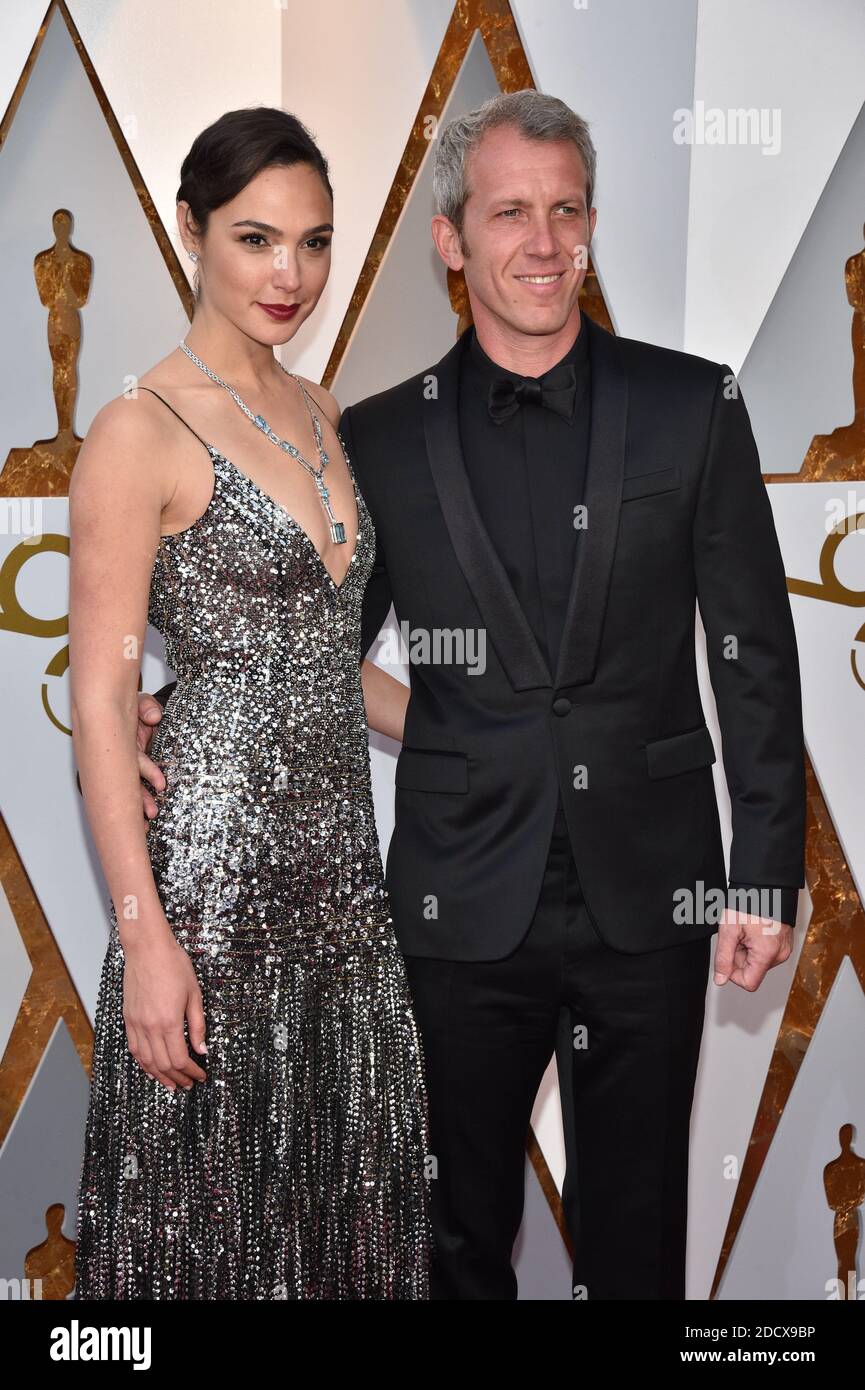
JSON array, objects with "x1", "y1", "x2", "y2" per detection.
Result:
[{"x1": 431, "y1": 214, "x2": 464, "y2": 272}]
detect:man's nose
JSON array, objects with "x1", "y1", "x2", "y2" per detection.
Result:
[{"x1": 522, "y1": 219, "x2": 560, "y2": 258}]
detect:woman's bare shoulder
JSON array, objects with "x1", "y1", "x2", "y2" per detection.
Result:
[
  {"x1": 70, "y1": 384, "x2": 178, "y2": 506},
  {"x1": 89, "y1": 341, "x2": 196, "y2": 444},
  {"x1": 295, "y1": 375, "x2": 341, "y2": 429},
  {"x1": 84, "y1": 385, "x2": 176, "y2": 451}
]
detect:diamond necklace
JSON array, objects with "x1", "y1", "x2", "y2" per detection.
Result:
[{"x1": 178, "y1": 340, "x2": 346, "y2": 544}]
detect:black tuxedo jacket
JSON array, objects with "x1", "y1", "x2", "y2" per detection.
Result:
[
  {"x1": 336, "y1": 312, "x2": 805, "y2": 958},
  {"x1": 154, "y1": 312, "x2": 806, "y2": 959}
]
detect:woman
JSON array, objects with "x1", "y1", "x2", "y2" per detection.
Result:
[{"x1": 69, "y1": 107, "x2": 431, "y2": 1299}]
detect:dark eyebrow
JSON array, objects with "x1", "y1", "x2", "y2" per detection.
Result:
[{"x1": 230, "y1": 219, "x2": 334, "y2": 237}]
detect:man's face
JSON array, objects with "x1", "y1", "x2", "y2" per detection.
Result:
[{"x1": 443, "y1": 124, "x2": 596, "y2": 339}]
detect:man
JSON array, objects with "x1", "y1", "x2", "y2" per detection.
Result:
[{"x1": 137, "y1": 90, "x2": 805, "y2": 1299}]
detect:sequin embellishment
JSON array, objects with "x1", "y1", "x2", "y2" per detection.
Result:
[{"x1": 73, "y1": 429, "x2": 433, "y2": 1299}]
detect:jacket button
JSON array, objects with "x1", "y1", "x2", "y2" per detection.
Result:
[{"x1": 552, "y1": 697, "x2": 572, "y2": 716}]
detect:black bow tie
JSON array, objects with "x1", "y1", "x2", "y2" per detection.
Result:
[{"x1": 488, "y1": 360, "x2": 577, "y2": 425}]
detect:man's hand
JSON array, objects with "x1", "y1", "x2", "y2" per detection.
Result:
[
  {"x1": 137, "y1": 692, "x2": 165, "y2": 819},
  {"x1": 713, "y1": 910, "x2": 794, "y2": 991}
]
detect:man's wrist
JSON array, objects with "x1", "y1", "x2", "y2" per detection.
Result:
[{"x1": 727, "y1": 882, "x2": 799, "y2": 928}]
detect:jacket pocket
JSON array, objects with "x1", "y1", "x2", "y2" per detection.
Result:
[
  {"x1": 395, "y1": 747, "x2": 469, "y2": 793},
  {"x1": 621, "y1": 465, "x2": 681, "y2": 501},
  {"x1": 645, "y1": 723, "x2": 716, "y2": 779}
]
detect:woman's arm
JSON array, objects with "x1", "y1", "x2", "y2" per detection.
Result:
[
  {"x1": 69, "y1": 397, "x2": 207, "y2": 1091},
  {"x1": 360, "y1": 658, "x2": 409, "y2": 743},
  {"x1": 70, "y1": 399, "x2": 172, "y2": 940}
]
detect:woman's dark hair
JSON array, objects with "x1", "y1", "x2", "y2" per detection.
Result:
[{"x1": 177, "y1": 107, "x2": 333, "y2": 296}]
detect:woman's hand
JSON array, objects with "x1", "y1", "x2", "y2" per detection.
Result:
[{"x1": 122, "y1": 927, "x2": 208, "y2": 1091}]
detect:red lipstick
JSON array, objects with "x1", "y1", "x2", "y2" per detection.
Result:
[{"x1": 257, "y1": 302, "x2": 299, "y2": 322}]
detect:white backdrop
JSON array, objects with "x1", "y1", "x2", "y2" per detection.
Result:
[{"x1": 1, "y1": 0, "x2": 863, "y2": 1301}]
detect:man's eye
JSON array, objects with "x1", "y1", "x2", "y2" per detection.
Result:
[{"x1": 498, "y1": 207, "x2": 582, "y2": 219}]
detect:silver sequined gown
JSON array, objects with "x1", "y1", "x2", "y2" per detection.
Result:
[{"x1": 73, "y1": 404, "x2": 432, "y2": 1300}]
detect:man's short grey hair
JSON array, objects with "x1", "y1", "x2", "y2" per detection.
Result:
[{"x1": 432, "y1": 89, "x2": 596, "y2": 237}]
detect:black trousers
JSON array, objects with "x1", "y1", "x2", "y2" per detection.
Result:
[{"x1": 402, "y1": 803, "x2": 711, "y2": 1300}]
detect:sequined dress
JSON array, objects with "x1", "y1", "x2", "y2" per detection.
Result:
[{"x1": 73, "y1": 388, "x2": 432, "y2": 1300}]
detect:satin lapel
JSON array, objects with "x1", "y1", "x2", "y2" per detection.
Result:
[
  {"x1": 554, "y1": 314, "x2": 628, "y2": 689},
  {"x1": 422, "y1": 331, "x2": 553, "y2": 691}
]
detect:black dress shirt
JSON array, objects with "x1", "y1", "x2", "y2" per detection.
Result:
[{"x1": 458, "y1": 315, "x2": 590, "y2": 678}]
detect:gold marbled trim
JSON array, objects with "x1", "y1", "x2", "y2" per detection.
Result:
[
  {"x1": 527, "y1": 1126, "x2": 573, "y2": 1258},
  {"x1": 0, "y1": 813, "x2": 92, "y2": 1146}
]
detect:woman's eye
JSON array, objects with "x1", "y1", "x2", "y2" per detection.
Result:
[
  {"x1": 240, "y1": 233, "x2": 267, "y2": 248},
  {"x1": 305, "y1": 237, "x2": 332, "y2": 251}
]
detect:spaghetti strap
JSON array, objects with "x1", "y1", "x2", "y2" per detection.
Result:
[{"x1": 138, "y1": 386, "x2": 211, "y2": 452}]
